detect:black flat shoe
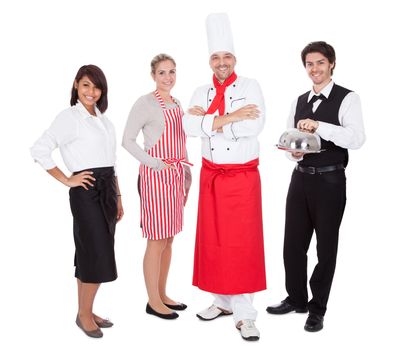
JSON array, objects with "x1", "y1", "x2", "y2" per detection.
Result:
[
  {"x1": 164, "y1": 302, "x2": 187, "y2": 311},
  {"x1": 146, "y1": 303, "x2": 179, "y2": 320},
  {"x1": 304, "y1": 313, "x2": 324, "y2": 332},
  {"x1": 266, "y1": 299, "x2": 308, "y2": 314}
]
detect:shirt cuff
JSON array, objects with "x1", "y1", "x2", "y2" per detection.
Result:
[
  {"x1": 316, "y1": 121, "x2": 333, "y2": 141},
  {"x1": 222, "y1": 122, "x2": 238, "y2": 140},
  {"x1": 36, "y1": 158, "x2": 57, "y2": 170},
  {"x1": 201, "y1": 114, "x2": 217, "y2": 137}
]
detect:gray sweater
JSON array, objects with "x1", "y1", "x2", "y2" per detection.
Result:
[{"x1": 122, "y1": 92, "x2": 191, "y2": 190}]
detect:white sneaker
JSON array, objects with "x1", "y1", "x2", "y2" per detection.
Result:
[
  {"x1": 236, "y1": 319, "x2": 260, "y2": 341},
  {"x1": 196, "y1": 304, "x2": 233, "y2": 321}
]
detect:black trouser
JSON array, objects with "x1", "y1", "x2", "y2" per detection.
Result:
[{"x1": 283, "y1": 168, "x2": 346, "y2": 316}]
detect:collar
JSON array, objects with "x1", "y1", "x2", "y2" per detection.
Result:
[
  {"x1": 308, "y1": 80, "x2": 334, "y2": 102},
  {"x1": 75, "y1": 101, "x2": 102, "y2": 118}
]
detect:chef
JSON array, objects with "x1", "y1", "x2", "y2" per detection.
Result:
[{"x1": 182, "y1": 13, "x2": 266, "y2": 341}]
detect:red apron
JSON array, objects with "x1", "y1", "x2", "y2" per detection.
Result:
[
  {"x1": 139, "y1": 91, "x2": 189, "y2": 240},
  {"x1": 193, "y1": 158, "x2": 266, "y2": 294}
]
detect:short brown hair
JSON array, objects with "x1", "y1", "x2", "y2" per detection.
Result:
[
  {"x1": 70, "y1": 65, "x2": 108, "y2": 113},
  {"x1": 301, "y1": 41, "x2": 336, "y2": 75}
]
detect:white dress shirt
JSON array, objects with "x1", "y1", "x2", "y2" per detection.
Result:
[
  {"x1": 31, "y1": 102, "x2": 117, "y2": 173},
  {"x1": 286, "y1": 80, "x2": 365, "y2": 161},
  {"x1": 183, "y1": 76, "x2": 265, "y2": 164}
]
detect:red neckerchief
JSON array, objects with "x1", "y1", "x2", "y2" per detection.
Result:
[{"x1": 206, "y1": 72, "x2": 237, "y2": 116}]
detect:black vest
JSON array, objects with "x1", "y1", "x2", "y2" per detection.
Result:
[{"x1": 294, "y1": 84, "x2": 351, "y2": 167}]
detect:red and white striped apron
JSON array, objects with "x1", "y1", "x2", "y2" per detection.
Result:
[{"x1": 139, "y1": 91, "x2": 190, "y2": 240}]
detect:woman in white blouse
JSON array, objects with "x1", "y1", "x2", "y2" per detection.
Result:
[{"x1": 31, "y1": 65, "x2": 123, "y2": 338}]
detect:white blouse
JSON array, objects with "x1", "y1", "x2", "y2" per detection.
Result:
[{"x1": 31, "y1": 102, "x2": 117, "y2": 173}]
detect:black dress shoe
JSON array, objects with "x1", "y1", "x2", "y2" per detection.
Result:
[
  {"x1": 304, "y1": 313, "x2": 324, "y2": 332},
  {"x1": 266, "y1": 299, "x2": 308, "y2": 314},
  {"x1": 146, "y1": 303, "x2": 179, "y2": 320},
  {"x1": 164, "y1": 302, "x2": 187, "y2": 311}
]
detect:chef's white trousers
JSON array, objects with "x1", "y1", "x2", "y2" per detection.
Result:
[{"x1": 212, "y1": 293, "x2": 257, "y2": 324}]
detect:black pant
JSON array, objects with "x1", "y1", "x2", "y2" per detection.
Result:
[{"x1": 283, "y1": 169, "x2": 346, "y2": 316}]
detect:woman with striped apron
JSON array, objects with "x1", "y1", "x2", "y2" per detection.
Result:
[{"x1": 122, "y1": 54, "x2": 192, "y2": 319}]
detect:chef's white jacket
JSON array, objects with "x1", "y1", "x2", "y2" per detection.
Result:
[{"x1": 183, "y1": 76, "x2": 265, "y2": 164}]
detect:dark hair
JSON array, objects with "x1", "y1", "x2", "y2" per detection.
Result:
[
  {"x1": 301, "y1": 41, "x2": 336, "y2": 75},
  {"x1": 70, "y1": 65, "x2": 108, "y2": 113},
  {"x1": 150, "y1": 53, "x2": 176, "y2": 75}
]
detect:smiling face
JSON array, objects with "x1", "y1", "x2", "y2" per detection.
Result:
[
  {"x1": 305, "y1": 52, "x2": 334, "y2": 91},
  {"x1": 151, "y1": 59, "x2": 176, "y2": 94},
  {"x1": 74, "y1": 75, "x2": 102, "y2": 115},
  {"x1": 209, "y1": 51, "x2": 236, "y2": 83}
]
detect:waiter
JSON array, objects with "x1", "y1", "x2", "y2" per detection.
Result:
[
  {"x1": 267, "y1": 41, "x2": 365, "y2": 332},
  {"x1": 183, "y1": 13, "x2": 266, "y2": 341}
]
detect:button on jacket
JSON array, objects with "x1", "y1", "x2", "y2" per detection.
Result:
[{"x1": 182, "y1": 76, "x2": 265, "y2": 164}]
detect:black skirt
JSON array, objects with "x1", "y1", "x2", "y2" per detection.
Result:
[{"x1": 69, "y1": 167, "x2": 118, "y2": 283}]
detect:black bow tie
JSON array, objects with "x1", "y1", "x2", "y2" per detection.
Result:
[{"x1": 309, "y1": 94, "x2": 326, "y2": 103}]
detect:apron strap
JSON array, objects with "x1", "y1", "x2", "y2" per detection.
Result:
[{"x1": 154, "y1": 90, "x2": 178, "y2": 109}]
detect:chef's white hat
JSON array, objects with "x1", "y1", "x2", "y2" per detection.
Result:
[{"x1": 206, "y1": 13, "x2": 235, "y2": 56}]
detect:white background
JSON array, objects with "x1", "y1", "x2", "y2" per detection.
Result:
[{"x1": 1, "y1": 0, "x2": 395, "y2": 349}]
